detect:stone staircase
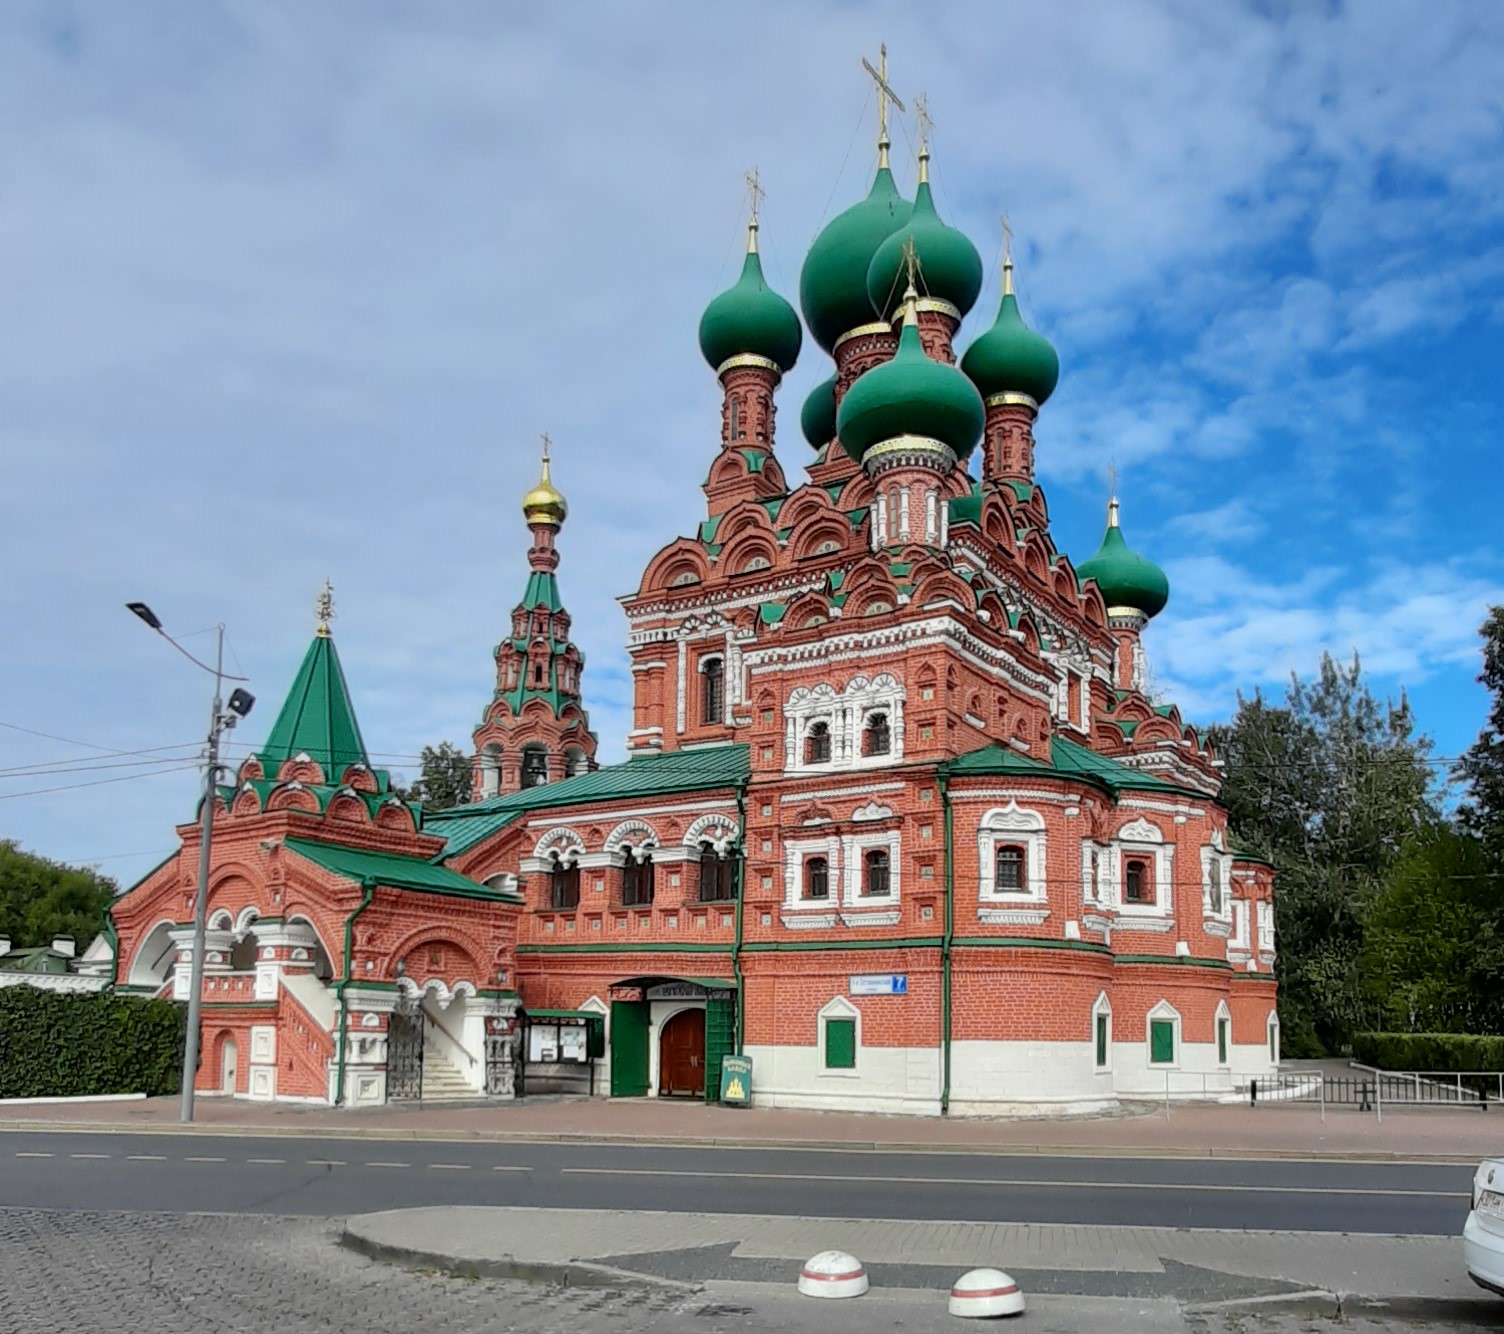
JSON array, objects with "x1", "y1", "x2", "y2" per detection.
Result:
[{"x1": 420, "y1": 1043, "x2": 480, "y2": 1102}]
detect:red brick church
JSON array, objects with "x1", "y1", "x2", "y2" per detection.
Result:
[{"x1": 111, "y1": 68, "x2": 1278, "y2": 1114}]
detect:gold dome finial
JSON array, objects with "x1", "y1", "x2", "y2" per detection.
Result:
[
  {"x1": 315, "y1": 578, "x2": 335, "y2": 638},
  {"x1": 901, "y1": 238, "x2": 920, "y2": 327},
  {"x1": 916, "y1": 92, "x2": 932, "y2": 184},
  {"x1": 862, "y1": 43, "x2": 905, "y2": 171},
  {"x1": 522, "y1": 432, "x2": 568, "y2": 527}
]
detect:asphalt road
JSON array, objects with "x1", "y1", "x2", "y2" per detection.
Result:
[{"x1": 0, "y1": 1130, "x2": 1473, "y2": 1235}]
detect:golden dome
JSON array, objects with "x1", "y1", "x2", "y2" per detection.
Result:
[{"x1": 522, "y1": 436, "x2": 567, "y2": 527}]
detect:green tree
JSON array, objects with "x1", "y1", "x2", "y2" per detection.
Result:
[
  {"x1": 1361, "y1": 822, "x2": 1504, "y2": 1034},
  {"x1": 0, "y1": 841, "x2": 118, "y2": 949},
  {"x1": 395, "y1": 742, "x2": 473, "y2": 812},
  {"x1": 1208, "y1": 653, "x2": 1437, "y2": 1055},
  {"x1": 1458, "y1": 605, "x2": 1504, "y2": 867}
]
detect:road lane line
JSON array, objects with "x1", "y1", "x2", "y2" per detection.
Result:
[
  {"x1": 490, "y1": 1165, "x2": 532, "y2": 1173},
  {"x1": 69, "y1": 1153, "x2": 110, "y2": 1159},
  {"x1": 428, "y1": 1163, "x2": 471, "y2": 1171},
  {"x1": 246, "y1": 1158, "x2": 286, "y2": 1164},
  {"x1": 306, "y1": 1159, "x2": 347, "y2": 1166},
  {"x1": 185, "y1": 1156, "x2": 227, "y2": 1163},
  {"x1": 365, "y1": 1162, "x2": 410, "y2": 1169},
  {"x1": 15, "y1": 1152, "x2": 53, "y2": 1158},
  {"x1": 127, "y1": 1155, "x2": 166, "y2": 1161},
  {"x1": 558, "y1": 1167, "x2": 1461, "y2": 1199}
]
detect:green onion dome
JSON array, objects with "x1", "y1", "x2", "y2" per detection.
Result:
[
  {"x1": 799, "y1": 165, "x2": 912, "y2": 354},
  {"x1": 960, "y1": 259, "x2": 1060, "y2": 407},
  {"x1": 800, "y1": 374, "x2": 838, "y2": 450},
  {"x1": 698, "y1": 223, "x2": 803, "y2": 375},
  {"x1": 836, "y1": 289, "x2": 985, "y2": 466},
  {"x1": 1076, "y1": 499, "x2": 1170, "y2": 619},
  {"x1": 865, "y1": 153, "x2": 983, "y2": 322}
]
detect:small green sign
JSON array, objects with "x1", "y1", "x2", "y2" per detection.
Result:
[{"x1": 719, "y1": 1054, "x2": 753, "y2": 1106}]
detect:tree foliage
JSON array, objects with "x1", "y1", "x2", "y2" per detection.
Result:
[
  {"x1": 1208, "y1": 653, "x2": 1436, "y2": 1056},
  {"x1": 395, "y1": 741, "x2": 473, "y2": 812},
  {"x1": 1458, "y1": 605, "x2": 1504, "y2": 867},
  {"x1": 0, "y1": 841, "x2": 117, "y2": 949}
]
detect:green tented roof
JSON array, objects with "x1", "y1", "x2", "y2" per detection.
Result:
[
  {"x1": 257, "y1": 633, "x2": 370, "y2": 780},
  {"x1": 285, "y1": 838, "x2": 521, "y2": 901},
  {"x1": 521, "y1": 570, "x2": 564, "y2": 613},
  {"x1": 424, "y1": 744, "x2": 751, "y2": 859},
  {"x1": 524, "y1": 1008, "x2": 600, "y2": 1020}
]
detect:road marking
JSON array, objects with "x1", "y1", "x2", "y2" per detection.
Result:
[
  {"x1": 428, "y1": 1163, "x2": 471, "y2": 1171},
  {"x1": 306, "y1": 1159, "x2": 347, "y2": 1166},
  {"x1": 15, "y1": 1152, "x2": 53, "y2": 1158},
  {"x1": 559, "y1": 1167, "x2": 1461, "y2": 1199},
  {"x1": 127, "y1": 1155, "x2": 166, "y2": 1161},
  {"x1": 185, "y1": 1156, "x2": 227, "y2": 1163},
  {"x1": 491, "y1": 1165, "x2": 532, "y2": 1173},
  {"x1": 69, "y1": 1153, "x2": 110, "y2": 1159},
  {"x1": 366, "y1": 1161, "x2": 410, "y2": 1169},
  {"x1": 246, "y1": 1158, "x2": 286, "y2": 1165}
]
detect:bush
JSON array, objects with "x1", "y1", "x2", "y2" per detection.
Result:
[
  {"x1": 1351, "y1": 1031, "x2": 1504, "y2": 1072},
  {"x1": 0, "y1": 988, "x2": 185, "y2": 1098}
]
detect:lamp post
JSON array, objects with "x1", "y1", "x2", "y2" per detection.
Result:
[{"x1": 127, "y1": 603, "x2": 254, "y2": 1122}]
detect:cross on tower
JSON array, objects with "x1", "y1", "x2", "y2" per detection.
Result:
[
  {"x1": 540, "y1": 431, "x2": 551, "y2": 467},
  {"x1": 1000, "y1": 212, "x2": 1013, "y2": 264},
  {"x1": 915, "y1": 92, "x2": 934, "y2": 151},
  {"x1": 315, "y1": 578, "x2": 335, "y2": 637},
  {"x1": 745, "y1": 166, "x2": 765, "y2": 227},
  {"x1": 861, "y1": 43, "x2": 906, "y2": 163}
]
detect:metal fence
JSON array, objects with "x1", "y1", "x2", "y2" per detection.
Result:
[{"x1": 1246, "y1": 1066, "x2": 1503, "y2": 1121}]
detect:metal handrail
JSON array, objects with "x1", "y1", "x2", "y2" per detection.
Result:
[{"x1": 420, "y1": 1002, "x2": 476, "y2": 1067}]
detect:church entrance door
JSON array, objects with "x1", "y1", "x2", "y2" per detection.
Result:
[
  {"x1": 220, "y1": 1037, "x2": 238, "y2": 1095},
  {"x1": 658, "y1": 1009, "x2": 705, "y2": 1098}
]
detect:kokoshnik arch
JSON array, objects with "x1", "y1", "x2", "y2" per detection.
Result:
[{"x1": 111, "y1": 65, "x2": 1279, "y2": 1114}]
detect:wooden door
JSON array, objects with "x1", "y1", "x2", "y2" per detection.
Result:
[{"x1": 658, "y1": 1009, "x2": 706, "y2": 1097}]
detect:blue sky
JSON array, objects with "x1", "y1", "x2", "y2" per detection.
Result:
[{"x1": 2, "y1": 1, "x2": 1501, "y2": 892}]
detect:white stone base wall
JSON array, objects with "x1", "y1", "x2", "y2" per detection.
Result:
[
  {"x1": 950, "y1": 1039, "x2": 1118, "y2": 1115},
  {"x1": 743, "y1": 1042, "x2": 941, "y2": 1116}
]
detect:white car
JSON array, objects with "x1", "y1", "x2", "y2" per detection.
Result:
[{"x1": 1465, "y1": 1157, "x2": 1504, "y2": 1295}]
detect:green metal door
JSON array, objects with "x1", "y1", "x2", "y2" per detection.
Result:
[
  {"x1": 609, "y1": 1000, "x2": 650, "y2": 1097},
  {"x1": 1149, "y1": 1019, "x2": 1175, "y2": 1065},
  {"x1": 1095, "y1": 1014, "x2": 1108, "y2": 1067},
  {"x1": 1217, "y1": 1018, "x2": 1228, "y2": 1065},
  {"x1": 703, "y1": 994, "x2": 735, "y2": 1104}
]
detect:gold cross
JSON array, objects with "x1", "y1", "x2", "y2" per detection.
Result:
[
  {"x1": 861, "y1": 43, "x2": 905, "y2": 162},
  {"x1": 902, "y1": 235, "x2": 919, "y2": 289},
  {"x1": 540, "y1": 431, "x2": 551, "y2": 466},
  {"x1": 915, "y1": 92, "x2": 933, "y2": 151},
  {"x1": 745, "y1": 166, "x2": 765, "y2": 228},
  {"x1": 315, "y1": 578, "x2": 335, "y2": 637},
  {"x1": 1001, "y1": 212, "x2": 1013, "y2": 264}
]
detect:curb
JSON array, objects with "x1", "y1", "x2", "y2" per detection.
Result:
[
  {"x1": 0, "y1": 1119, "x2": 1482, "y2": 1164},
  {"x1": 338, "y1": 1222, "x2": 701, "y2": 1294},
  {"x1": 1184, "y1": 1289, "x2": 1499, "y2": 1323}
]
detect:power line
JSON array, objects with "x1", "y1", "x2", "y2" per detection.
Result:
[
  {"x1": 0, "y1": 750, "x2": 203, "y2": 780},
  {"x1": 0, "y1": 763, "x2": 202, "y2": 802}
]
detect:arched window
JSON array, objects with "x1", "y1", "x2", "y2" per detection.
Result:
[
  {"x1": 229, "y1": 931, "x2": 259, "y2": 972},
  {"x1": 863, "y1": 712, "x2": 891, "y2": 757},
  {"x1": 622, "y1": 847, "x2": 655, "y2": 907},
  {"x1": 522, "y1": 746, "x2": 549, "y2": 789},
  {"x1": 995, "y1": 845, "x2": 1025, "y2": 893},
  {"x1": 1125, "y1": 858, "x2": 1150, "y2": 904},
  {"x1": 697, "y1": 841, "x2": 737, "y2": 902},
  {"x1": 550, "y1": 861, "x2": 580, "y2": 910},
  {"x1": 701, "y1": 657, "x2": 724, "y2": 726},
  {"x1": 863, "y1": 849, "x2": 890, "y2": 897},
  {"x1": 805, "y1": 721, "x2": 831, "y2": 764},
  {"x1": 805, "y1": 856, "x2": 829, "y2": 900},
  {"x1": 729, "y1": 396, "x2": 741, "y2": 441},
  {"x1": 532, "y1": 661, "x2": 546, "y2": 686},
  {"x1": 1208, "y1": 860, "x2": 1223, "y2": 913}
]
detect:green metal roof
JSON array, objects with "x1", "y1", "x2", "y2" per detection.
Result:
[
  {"x1": 521, "y1": 570, "x2": 564, "y2": 613},
  {"x1": 524, "y1": 1008, "x2": 600, "y2": 1020},
  {"x1": 257, "y1": 632, "x2": 370, "y2": 780},
  {"x1": 424, "y1": 744, "x2": 751, "y2": 859},
  {"x1": 759, "y1": 603, "x2": 787, "y2": 625},
  {"x1": 949, "y1": 735, "x2": 1197, "y2": 799},
  {"x1": 0, "y1": 947, "x2": 74, "y2": 975},
  {"x1": 284, "y1": 837, "x2": 522, "y2": 901}
]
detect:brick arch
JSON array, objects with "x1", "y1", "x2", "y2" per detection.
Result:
[
  {"x1": 639, "y1": 539, "x2": 712, "y2": 596},
  {"x1": 327, "y1": 791, "x2": 370, "y2": 823},
  {"x1": 266, "y1": 784, "x2": 320, "y2": 814},
  {"x1": 384, "y1": 925, "x2": 487, "y2": 981}
]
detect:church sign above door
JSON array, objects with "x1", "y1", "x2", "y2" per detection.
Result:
[
  {"x1": 647, "y1": 982, "x2": 733, "y2": 1001},
  {"x1": 608, "y1": 985, "x2": 644, "y2": 1002}
]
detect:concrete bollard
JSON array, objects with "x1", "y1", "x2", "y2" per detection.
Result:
[
  {"x1": 948, "y1": 1268, "x2": 1025, "y2": 1318},
  {"x1": 798, "y1": 1250, "x2": 868, "y2": 1299}
]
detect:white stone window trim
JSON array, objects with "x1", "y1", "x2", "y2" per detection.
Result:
[
  {"x1": 1215, "y1": 1000, "x2": 1233, "y2": 1069},
  {"x1": 1146, "y1": 998, "x2": 1182, "y2": 1070},
  {"x1": 818, "y1": 995, "x2": 861, "y2": 1080},
  {"x1": 1200, "y1": 842, "x2": 1234, "y2": 923},
  {"x1": 1115, "y1": 817, "x2": 1173, "y2": 920},
  {"x1": 785, "y1": 674, "x2": 905, "y2": 775},
  {"x1": 1092, "y1": 991, "x2": 1113, "y2": 1073},
  {"x1": 783, "y1": 835, "x2": 842, "y2": 912},
  {"x1": 978, "y1": 802, "x2": 1047, "y2": 905},
  {"x1": 1080, "y1": 841, "x2": 1111, "y2": 909},
  {"x1": 1227, "y1": 900, "x2": 1252, "y2": 961},
  {"x1": 841, "y1": 829, "x2": 901, "y2": 907},
  {"x1": 1256, "y1": 900, "x2": 1276, "y2": 958}
]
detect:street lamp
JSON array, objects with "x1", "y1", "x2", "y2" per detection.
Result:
[{"x1": 128, "y1": 603, "x2": 254, "y2": 1122}]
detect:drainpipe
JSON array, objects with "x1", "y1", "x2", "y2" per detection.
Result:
[
  {"x1": 939, "y1": 765, "x2": 954, "y2": 1116},
  {"x1": 103, "y1": 906, "x2": 120, "y2": 992},
  {"x1": 732, "y1": 774, "x2": 750, "y2": 1054},
  {"x1": 333, "y1": 880, "x2": 376, "y2": 1107}
]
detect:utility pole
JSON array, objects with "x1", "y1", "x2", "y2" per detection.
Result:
[{"x1": 127, "y1": 604, "x2": 254, "y2": 1122}]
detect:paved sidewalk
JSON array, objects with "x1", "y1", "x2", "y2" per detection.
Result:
[
  {"x1": 0, "y1": 1092, "x2": 1496, "y2": 1162},
  {"x1": 341, "y1": 1204, "x2": 1475, "y2": 1310}
]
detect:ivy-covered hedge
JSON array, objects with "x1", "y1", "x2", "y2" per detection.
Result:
[
  {"x1": 0, "y1": 988, "x2": 185, "y2": 1098},
  {"x1": 1352, "y1": 1031, "x2": 1504, "y2": 1073}
]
